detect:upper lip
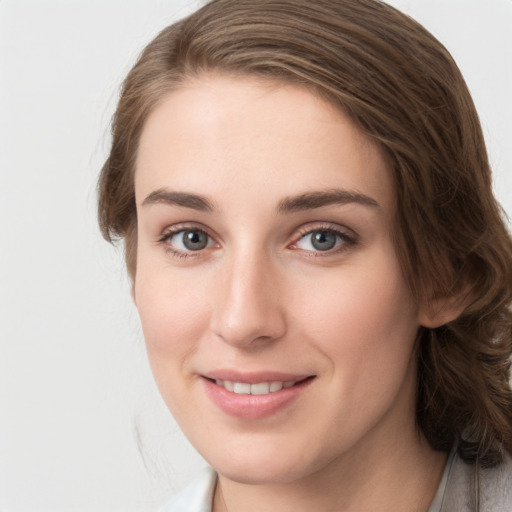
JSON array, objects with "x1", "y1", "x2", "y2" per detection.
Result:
[{"x1": 202, "y1": 370, "x2": 314, "y2": 384}]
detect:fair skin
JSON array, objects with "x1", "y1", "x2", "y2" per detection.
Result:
[{"x1": 133, "y1": 75, "x2": 451, "y2": 512}]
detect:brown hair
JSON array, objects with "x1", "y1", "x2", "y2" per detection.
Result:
[{"x1": 98, "y1": 0, "x2": 512, "y2": 466}]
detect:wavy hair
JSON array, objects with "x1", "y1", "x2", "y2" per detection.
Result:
[{"x1": 97, "y1": 0, "x2": 512, "y2": 466}]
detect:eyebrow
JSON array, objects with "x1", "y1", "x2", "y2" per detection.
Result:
[
  {"x1": 141, "y1": 187, "x2": 379, "y2": 213},
  {"x1": 277, "y1": 189, "x2": 380, "y2": 212},
  {"x1": 141, "y1": 189, "x2": 214, "y2": 211}
]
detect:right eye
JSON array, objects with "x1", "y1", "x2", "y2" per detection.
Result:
[{"x1": 160, "y1": 228, "x2": 216, "y2": 256}]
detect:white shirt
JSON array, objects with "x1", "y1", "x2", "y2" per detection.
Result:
[{"x1": 158, "y1": 467, "x2": 216, "y2": 512}]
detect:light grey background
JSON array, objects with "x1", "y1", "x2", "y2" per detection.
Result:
[{"x1": 0, "y1": 1, "x2": 511, "y2": 511}]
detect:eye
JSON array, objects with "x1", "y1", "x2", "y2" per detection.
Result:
[
  {"x1": 162, "y1": 228, "x2": 215, "y2": 253},
  {"x1": 293, "y1": 228, "x2": 355, "y2": 253}
]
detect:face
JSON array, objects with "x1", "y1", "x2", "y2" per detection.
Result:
[{"x1": 134, "y1": 75, "x2": 426, "y2": 485}]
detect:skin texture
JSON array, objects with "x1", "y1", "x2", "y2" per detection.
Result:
[{"x1": 133, "y1": 75, "x2": 448, "y2": 512}]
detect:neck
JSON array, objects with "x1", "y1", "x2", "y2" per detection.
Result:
[{"x1": 213, "y1": 430, "x2": 447, "y2": 512}]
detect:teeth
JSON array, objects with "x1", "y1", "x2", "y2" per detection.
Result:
[
  {"x1": 215, "y1": 379, "x2": 297, "y2": 394},
  {"x1": 250, "y1": 382, "x2": 270, "y2": 395},
  {"x1": 270, "y1": 381, "x2": 284, "y2": 392},
  {"x1": 233, "y1": 382, "x2": 251, "y2": 394}
]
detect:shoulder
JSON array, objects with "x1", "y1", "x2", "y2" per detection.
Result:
[
  {"x1": 479, "y1": 451, "x2": 512, "y2": 511},
  {"x1": 157, "y1": 467, "x2": 217, "y2": 512},
  {"x1": 441, "y1": 451, "x2": 512, "y2": 512}
]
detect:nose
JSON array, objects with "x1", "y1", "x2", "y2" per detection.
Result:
[{"x1": 209, "y1": 252, "x2": 287, "y2": 349}]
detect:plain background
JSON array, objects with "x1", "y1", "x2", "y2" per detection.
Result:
[{"x1": 0, "y1": 1, "x2": 511, "y2": 510}]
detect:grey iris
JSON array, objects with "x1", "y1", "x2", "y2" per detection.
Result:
[
  {"x1": 183, "y1": 230, "x2": 208, "y2": 250},
  {"x1": 311, "y1": 230, "x2": 337, "y2": 251}
]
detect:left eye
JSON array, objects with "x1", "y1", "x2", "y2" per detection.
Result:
[
  {"x1": 294, "y1": 229, "x2": 348, "y2": 252},
  {"x1": 168, "y1": 229, "x2": 214, "y2": 252}
]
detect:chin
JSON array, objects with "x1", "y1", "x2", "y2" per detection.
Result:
[
  {"x1": 215, "y1": 460, "x2": 311, "y2": 486},
  {"x1": 201, "y1": 437, "x2": 328, "y2": 486}
]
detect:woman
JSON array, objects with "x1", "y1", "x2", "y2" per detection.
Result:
[{"x1": 97, "y1": 0, "x2": 512, "y2": 510}]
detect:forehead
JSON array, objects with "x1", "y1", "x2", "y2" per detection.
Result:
[{"x1": 135, "y1": 75, "x2": 394, "y2": 215}]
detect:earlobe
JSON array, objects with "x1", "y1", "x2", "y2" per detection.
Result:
[{"x1": 418, "y1": 292, "x2": 469, "y2": 328}]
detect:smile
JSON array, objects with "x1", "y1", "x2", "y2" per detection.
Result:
[
  {"x1": 214, "y1": 379, "x2": 298, "y2": 395},
  {"x1": 202, "y1": 374, "x2": 315, "y2": 419}
]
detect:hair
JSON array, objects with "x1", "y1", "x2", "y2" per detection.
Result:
[{"x1": 98, "y1": 0, "x2": 512, "y2": 466}]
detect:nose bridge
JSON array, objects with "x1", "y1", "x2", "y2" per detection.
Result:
[{"x1": 210, "y1": 245, "x2": 285, "y2": 348}]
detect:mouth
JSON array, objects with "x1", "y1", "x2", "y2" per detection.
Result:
[
  {"x1": 201, "y1": 373, "x2": 316, "y2": 419},
  {"x1": 205, "y1": 376, "x2": 314, "y2": 395}
]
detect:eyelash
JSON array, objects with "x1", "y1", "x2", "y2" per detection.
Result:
[
  {"x1": 291, "y1": 223, "x2": 358, "y2": 256},
  {"x1": 157, "y1": 222, "x2": 357, "y2": 260},
  {"x1": 157, "y1": 224, "x2": 215, "y2": 259}
]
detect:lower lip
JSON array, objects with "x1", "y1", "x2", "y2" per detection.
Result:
[{"x1": 202, "y1": 377, "x2": 314, "y2": 419}]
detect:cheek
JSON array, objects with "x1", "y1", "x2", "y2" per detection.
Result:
[
  {"x1": 301, "y1": 252, "x2": 416, "y2": 332},
  {"x1": 134, "y1": 268, "x2": 215, "y2": 425},
  {"x1": 299, "y1": 247, "x2": 419, "y2": 392},
  {"x1": 134, "y1": 264, "x2": 212, "y2": 373}
]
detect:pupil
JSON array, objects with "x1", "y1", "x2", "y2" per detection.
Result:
[
  {"x1": 311, "y1": 230, "x2": 336, "y2": 251},
  {"x1": 183, "y1": 230, "x2": 207, "y2": 250}
]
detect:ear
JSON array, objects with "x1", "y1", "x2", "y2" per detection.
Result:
[{"x1": 418, "y1": 291, "x2": 469, "y2": 328}]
